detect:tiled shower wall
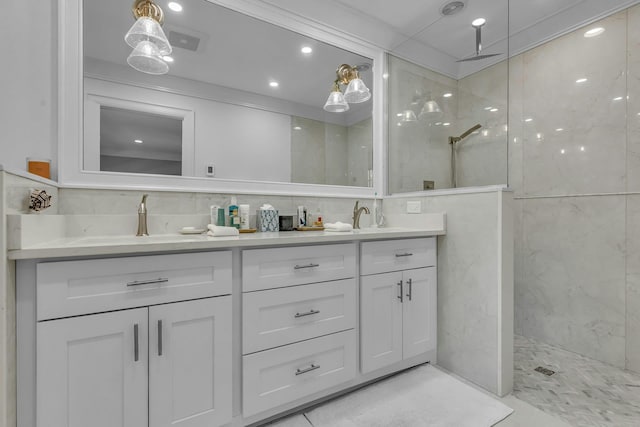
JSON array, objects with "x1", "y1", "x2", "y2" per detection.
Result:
[{"x1": 510, "y1": 6, "x2": 640, "y2": 372}]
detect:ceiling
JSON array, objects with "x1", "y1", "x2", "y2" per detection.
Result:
[
  {"x1": 260, "y1": 0, "x2": 639, "y2": 77},
  {"x1": 84, "y1": 0, "x2": 640, "y2": 115}
]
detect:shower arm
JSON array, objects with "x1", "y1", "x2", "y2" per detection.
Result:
[{"x1": 449, "y1": 124, "x2": 482, "y2": 144}]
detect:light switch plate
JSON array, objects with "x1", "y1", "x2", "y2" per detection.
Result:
[{"x1": 407, "y1": 200, "x2": 421, "y2": 214}]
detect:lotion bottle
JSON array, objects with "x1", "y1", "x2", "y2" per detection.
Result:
[{"x1": 228, "y1": 197, "x2": 240, "y2": 229}]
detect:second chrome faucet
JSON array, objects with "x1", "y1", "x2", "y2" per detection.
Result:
[{"x1": 352, "y1": 201, "x2": 370, "y2": 229}]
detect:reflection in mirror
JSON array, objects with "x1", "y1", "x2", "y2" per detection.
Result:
[
  {"x1": 387, "y1": 0, "x2": 508, "y2": 194},
  {"x1": 100, "y1": 107, "x2": 183, "y2": 175},
  {"x1": 83, "y1": 0, "x2": 373, "y2": 187}
]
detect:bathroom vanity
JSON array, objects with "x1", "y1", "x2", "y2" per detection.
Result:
[{"x1": 12, "y1": 228, "x2": 442, "y2": 427}]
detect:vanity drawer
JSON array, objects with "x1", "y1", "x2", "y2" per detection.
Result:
[
  {"x1": 242, "y1": 329, "x2": 356, "y2": 417},
  {"x1": 361, "y1": 237, "x2": 436, "y2": 275},
  {"x1": 36, "y1": 251, "x2": 232, "y2": 321},
  {"x1": 242, "y1": 243, "x2": 356, "y2": 292},
  {"x1": 243, "y1": 279, "x2": 356, "y2": 354}
]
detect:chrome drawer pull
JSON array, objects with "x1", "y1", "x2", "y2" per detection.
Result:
[
  {"x1": 158, "y1": 320, "x2": 163, "y2": 356},
  {"x1": 294, "y1": 263, "x2": 320, "y2": 270},
  {"x1": 295, "y1": 364, "x2": 320, "y2": 376},
  {"x1": 397, "y1": 280, "x2": 403, "y2": 303},
  {"x1": 133, "y1": 323, "x2": 139, "y2": 362},
  {"x1": 126, "y1": 277, "x2": 169, "y2": 287},
  {"x1": 395, "y1": 253, "x2": 414, "y2": 258},
  {"x1": 295, "y1": 309, "x2": 320, "y2": 318}
]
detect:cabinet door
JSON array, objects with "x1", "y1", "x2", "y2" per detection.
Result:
[
  {"x1": 360, "y1": 271, "x2": 403, "y2": 373},
  {"x1": 37, "y1": 308, "x2": 148, "y2": 427},
  {"x1": 402, "y1": 268, "x2": 437, "y2": 359},
  {"x1": 149, "y1": 297, "x2": 232, "y2": 427}
]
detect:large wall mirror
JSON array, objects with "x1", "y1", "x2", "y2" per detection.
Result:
[{"x1": 58, "y1": 0, "x2": 383, "y2": 196}]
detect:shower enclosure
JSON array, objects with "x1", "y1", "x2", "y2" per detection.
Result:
[{"x1": 387, "y1": 0, "x2": 509, "y2": 194}]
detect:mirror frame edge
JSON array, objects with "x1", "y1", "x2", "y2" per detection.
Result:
[{"x1": 58, "y1": 0, "x2": 386, "y2": 198}]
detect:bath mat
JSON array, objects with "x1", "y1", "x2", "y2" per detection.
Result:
[{"x1": 304, "y1": 364, "x2": 513, "y2": 427}]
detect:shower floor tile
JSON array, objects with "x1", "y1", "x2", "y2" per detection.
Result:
[{"x1": 514, "y1": 335, "x2": 640, "y2": 427}]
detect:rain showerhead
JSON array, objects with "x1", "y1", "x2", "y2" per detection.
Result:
[{"x1": 457, "y1": 20, "x2": 502, "y2": 62}]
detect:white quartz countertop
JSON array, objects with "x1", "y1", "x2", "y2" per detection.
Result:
[{"x1": 7, "y1": 227, "x2": 445, "y2": 260}]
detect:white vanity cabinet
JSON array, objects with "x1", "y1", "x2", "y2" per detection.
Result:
[
  {"x1": 360, "y1": 238, "x2": 437, "y2": 373},
  {"x1": 241, "y1": 243, "x2": 358, "y2": 418},
  {"x1": 23, "y1": 251, "x2": 233, "y2": 427}
]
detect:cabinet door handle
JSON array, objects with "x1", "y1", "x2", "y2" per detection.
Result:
[
  {"x1": 295, "y1": 364, "x2": 320, "y2": 376},
  {"x1": 406, "y1": 278, "x2": 413, "y2": 301},
  {"x1": 133, "y1": 323, "x2": 139, "y2": 362},
  {"x1": 127, "y1": 277, "x2": 169, "y2": 287},
  {"x1": 395, "y1": 253, "x2": 413, "y2": 258},
  {"x1": 294, "y1": 263, "x2": 320, "y2": 270},
  {"x1": 158, "y1": 320, "x2": 163, "y2": 356},
  {"x1": 397, "y1": 280, "x2": 403, "y2": 303},
  {"x1": 294, "y1": 309, "x2": 320, "y2": 318}
]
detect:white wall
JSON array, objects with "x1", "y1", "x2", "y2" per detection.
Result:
[{"x1": 0, "y1": 1, "x2": 57, "y2": 179}]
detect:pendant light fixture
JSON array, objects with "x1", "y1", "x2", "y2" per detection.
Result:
[
  {"x1": 323, "y1": 64, "x2": 371, "y2": 112},
  {"x1": 124, "y1": 0, "x2": 172, "y2": 75}
]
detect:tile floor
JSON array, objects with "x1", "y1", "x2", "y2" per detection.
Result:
[{"x1": 513, "y1": 335, "x2": 640, "y2": 427}]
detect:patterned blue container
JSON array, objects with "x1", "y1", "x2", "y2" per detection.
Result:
[{"x1": 256, "y1": 209, "x2": 279, "y2": 232}]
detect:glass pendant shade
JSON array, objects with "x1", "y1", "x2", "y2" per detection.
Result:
[
  {"x1": 125, "y1": 16, "x2": 172, "y2": 55},
  {"x1": 419, "y1": 100, "x2": 443, "y2": 120},
  {"x1": 324, "y1": 90, "x2": 350, "y2": 112},
  {"x1": 127, "y1": 41, "x2": 169, "y2": 75},
  {"x1": 343, "y1": 78, "x2": 371, "y2": 103},
  {"x1": 400, "y1": 110, "x2": 417, "y2": 122}
]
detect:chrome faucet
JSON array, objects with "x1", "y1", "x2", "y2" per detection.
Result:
[
  {"x1": 352, "y1": 201, "x2": 370, "y2": 229},
  {"x1": 136, "y1": 194, "x2": 149, "y2": 236}
]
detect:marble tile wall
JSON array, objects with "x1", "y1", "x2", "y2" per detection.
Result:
[
  {"x1": 55, "y1": 187, "x2": 372, "y2": 236},
  {"x1": 384, "y1": 189, "x2": 513, "y2": 396},
  {"x1": 510, "y1": 6, "x2": 640, "y2": 373}
]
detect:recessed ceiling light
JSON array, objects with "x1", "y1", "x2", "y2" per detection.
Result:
[
  {"x1": 293, "y1": 126, "x2": 302, "y2": 130},
  {"x1": 613, "y1": 96, "x2": 623, "y2": 101},
  {"x1": 576, "y1": 78, "x2": 588, "y2": 83},
  {"x1": 560, "y1": 149, "x2": 566, "y2": 154},
  {"x1": 168, "y1": 2, "x2": 183, "y2": 12},
  {"x1": 162, "y1": 56, "x2": 174, "y2": 62},
  {"x1": 556, "y1": 128, "x2": 564, "y2": 132},
  {"x1": 484, "y1": 106, "x2": 493, "y2": 110},
  {"x1": 301, "y1": 46, "x2": 312, "y2": 54},
  {"x1": 382, "y1": 73, "x2": 389, "y2": 79},
  {"x1": 580, "y1": 146, "x2": 585, "y2": 151},
  {"x1": 472, "y1": 18, "x2": 486, "y2": 27},
  {"x1": 443, "y1": 122, "x2": 451, "y2": 126},
  {"x1": 584, "y1": 27, "x2": 604, "y2": 38},
  {"x1": 134, "y1": 139, "x2": 143, "y2": 144},
  {"x1": 524, "y1": 118, "x2": 533, "y2": 122},
  {"x1": 443, "y1": 93, "x2": 453, "y2": 98},
  {"x1": 490, "y1": 108, "x2": 499, "y2": 112},
  {"x1": 269, "y1": 81, "x2": 279, "y2": 88}
]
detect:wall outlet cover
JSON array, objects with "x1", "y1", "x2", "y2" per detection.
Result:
[
  {"x1": 206, "y1": 164, "x2": 215, "y2": 177},
  {"x1": 407, "y1": 200, "x2": 421, "y2": 214}
]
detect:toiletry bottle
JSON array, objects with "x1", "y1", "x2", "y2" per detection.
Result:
[
  {"x1": 239, "y1": 204, "x2": 250, "y2": 230},
  {"x1": 297, "y1": 206, "x2": 307, "y2": 227},
  {"x1": 371, "y1": 193, "x2": 379, "y2": 228},
  {"x1": 210, "y1": 205, "x2": 219, "y2": 226},
  {"x1": 228, "y1": 197, "x2": 240, "y2": 229}
]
